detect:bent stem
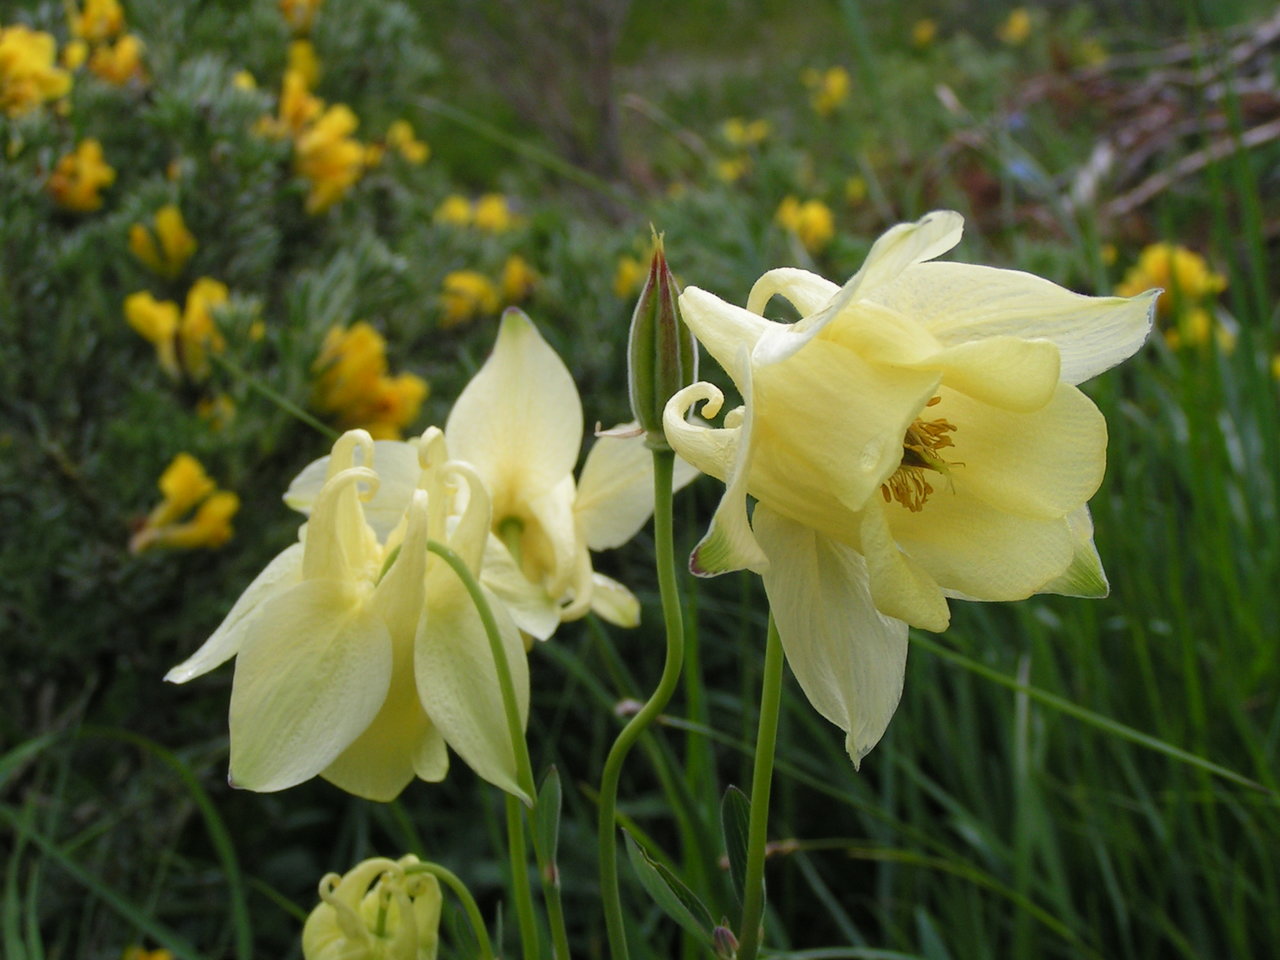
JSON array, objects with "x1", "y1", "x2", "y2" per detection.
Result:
[
  {"x1": 210, "y1": 353, "x2": 338, "y2": 440},
  {"x1": 426, "y1": 540, "x2": 542, "y2": 960},
  {"x1": 597, "y1": 449, "x2": 684, "y2": 960},
  {"x1": 406, "y1": 861, "x2": 497, "y2": 960},
  {"x1": 737, "y1": 614, "x2": 785, "y2": 960}
]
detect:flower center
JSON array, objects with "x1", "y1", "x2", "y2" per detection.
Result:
[{"x1": 881, "y1": 396, "x2": 958, "y2": 512}]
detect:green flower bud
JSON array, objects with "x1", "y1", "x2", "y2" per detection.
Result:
[
  {"x1": 627, "y1": 231, "x2": 697, "y2": 449},
  {"x1": 302, "y1": 855, "x2": 441, "y2": 960}
]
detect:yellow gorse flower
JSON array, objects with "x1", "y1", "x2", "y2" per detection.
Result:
[
  {"x1": 998, "y1": 7, "x2": 1032, "y2": 46},
  {"x1": 47, "y1": 138, "x2": 116, "y2": 212},
  {"x1": 0, "y1": 25, "x2": 72, "y2": 116},
  {"x1": 303, "y1": 856, "x2": 441, "y2": 960},
  {"x1": 287, "y1": 38, "x2": 320, "y2": 88},
  {"x1": 775, "y1": 196, "x2": 835, "y2": 254},
  {"x1": 70, "y1": 0, "x2": 125, "y2": 43},
  {"x1": 129, "y1": 205, "x2": 197, "y2": 278},
  {"x1": 722, "y1": 117, "x2": 770, "y2": 148},
  {"x1": 295, "y1": 103, "x2": 365, "y2": 214},
  {"x1": 386, "y1": 119, "x2": 429, "y2": 164},
  {"x1": 433, "y1": 193, "x2": 472, "y2": 226},
  {"x1": 261, "y1": 69, "x2": 322, "y2": 138},
  {"x1": 123, "y1": 279, "x2": 226, "y2": 380},
  {"x1": 912, "y1": 18, "x2": 938, "y2": 49},
  {"x1": 664, "y1": 211, "x2": 1155, "y2": 763},
  {"x1": 87, "y1": 32, "x2": 144, "y2": 85},
  {"x1": 312, "y1": 322, "x2": 428, "y2": 440},
  {"x1": 130, "y1": 453, "x2": 239, "y2": 553},
  {"x1": 440, "y1": 271, "x2": 500, "y2": 328},
  {"x1": 500, "y1": 254, "x2": 537, "y2": 305},
  {"x1": 613, "y1": 255, "x2": 645, "y2": 299},
  {"x1": 472, "y1": 193, "x2": 518, "y2": 233},
  {"x1": 801, "y1": 65, "x2": 850, "y2": 117},
  {"x1": 1115, "y1": 242, "x2": 1228, "y2": 350},
  {"x1": 124, "y1": 290, "x2": 181, "y2": 377}
]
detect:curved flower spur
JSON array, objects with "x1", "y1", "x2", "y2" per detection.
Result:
[{"x1": 664, "y1": 210, "x2": 1159, "y2": 763}]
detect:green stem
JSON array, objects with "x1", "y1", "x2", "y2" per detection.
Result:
[
  {"x1": 426, "y1": 540, "x2": 541, "y2": 960},
  {"x1": 597, "y1": 449, "x2": 683, "y2": 960},
  {"x1": 537, "y1": 845, "x2": 572, "y2": 960},
  {"x1": 406, "y1": 862, "x2": 496, "y2": 960},
  {"x1": 737, "y1": 614, "x2": 785, "y2": 960},
  {"x1": 210, "y1": 353, "x2": 338, "y2": 441}
]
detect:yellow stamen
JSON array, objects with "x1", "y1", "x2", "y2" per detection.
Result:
[{"x1": 881, "y1": 397, "x2": 958, "y2": 512}]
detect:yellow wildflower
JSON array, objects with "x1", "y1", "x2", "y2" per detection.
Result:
[
  {"x1": 1115, "y1": 242, "x2": 1226, "y2": 317},
  {"x1": 70, "y1": 0, "x2": 125, "y2": 43},
  {"x1": 287, "y1": 39, "x2": 319, "y2": 89},
  {"x1": 664, "y1": 210, "x2": 1155, "y2": 763},
  {"x1": 295, "y1": 103, "x2": 365, "y2": 214},
  {"x1": 775, "y1": 196, "x2": 835, "y2": 253},
  {"x1": 231, "y1": 69, "x2": 256, "y2": 91},
  {"x1": 312, "y1": 322, "x2": 427, "y2": 439},
  {"x1": 500, "y1": 254, "x2": 538, "y2": 305},
  {"x1": 303, "y1": 856, "x2": 441, "y2": 960},
  {"x1": 124, "y1": 291, "x2": 181, "y2": 378},
  {"x1": 122, "y1": 947, "x2": 174, "y2": 960},
  {"x1": 722, "y1": 117, "x2": 770, "y2": 148},
  {"x1": 130, "y1": 454, "x2": 239, "y2": 554},
  {"x1": 62, "y1": 40, "x2": 88, "y2": 71},
  {"x1": 716, "y1": 156, "x2": 749, "y2": 183},
  {"x1": 1271, "y1": 354, "x2": 1280, "y2": 380},
  {"x1": 614, "y1": 255, "x2": 645, "y2": 299},
  {"x1": 845, "y1": 175, "x2": 868, "y2": 206},
  {"x1": 440, "y1": 270, "x2": 500, "y2": 328},
  {"x1": 180, "y1": 277, "x2": 229, "y2": 381},
  {"x1": 912, "y1": 18, "x2": 938, "y2": 49},
  {"x1": 263, "y1": 69, "x2": 322, "y2": 139},
  {"x1": 47, "y1": 139, "x2": 116, "y2": 212},
  {"x1": 472, "y1": 193, "x2": 516, "y2": 232},
  {"x1": 801, "y1": 65, "x2": 850, "y2": 117},
  {"x1": 196, "y1": 393, "x2": 236, "y2": 431},
  {"x1": 0, "y1": 25, "x2": 73, "y2": 116},
  {"x1": 280, "y1": 0, "x2": 323, "y2": 34},
  {"x1": 386, "y1": 119, "x2": 429, "y2": 164},
  {"x1": 998, "y1": 8, "x2": 1032, "y2": 46},
  {"x1": 87, "y1": 33, "x2": 145, "y2": 86},
  {"x1": 129, "y1": 205, "x2": 197, "y2": 279},
  {"x1": 433, "y1": 193, "x2": 472, "y2": 226}
]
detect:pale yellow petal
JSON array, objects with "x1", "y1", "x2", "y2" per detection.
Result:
[
  {"x1": 754, "y1": 507, "x2": 910, "y2": 766},
  {"x1": 1036, "y1": 505, "x2": 1108, "y2": 598},
  {"x1": 589, "y1": 572, "x2": 641, "y2": 628},
  {"x1": 858, "y1": 504, "x2": 950, "y2": 631},
  {"x1": 371, "y1": 490, "x2": 430, "y2": 643},
  {"x1": 229, "y1": 580, "x2": 392, "y2": 792},
  {"x1": 480, "y1": 536, "x2": 562, "y2": 641},
  {"x1": 301, "y1": 467, "x2": 381, "y2": 583},
  {"x1": 746, "y1": 267, "x2": 839, "y2": 317},
  {"x1": 676, "y1": 287, "x2": 773, "y2": 384},
  {"x1": 165, "y1": 543, "x2": 303, "y2": 683},
  {"x1": 920, "y1": 335, "x2": 1061, "y2": 412},
  {"x1": 869, "y1": 262, "x2": 1156, "y2": 385},
  {"x1": 662, "y1": 383, "x2": 736, "y2": 484},
  {"x1": 445, "y1": 309, "x2": 582, "y2": 519},
  {"x1": 285, "y1": 440, "x2": 421, "y2": 540},
  {"x1": 523, "y1": 474, "x2": 579, "y2": 595}
]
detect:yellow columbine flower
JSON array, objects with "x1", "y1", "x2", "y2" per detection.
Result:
[
  {"x1": 312, "y1": 322, "x2": 428, "y2": 439},
  {"x1": 775, "y1": 196, "x2": 835, "y2": 253},
  {"x1": 998, "y1": 7, "x2": 1032, "y2": 46},
  {"x1": 130, "y1": 454, "x2": 239, "y2": 553},
  {"x1": 87, "y1": 32, "x2": 145, "y2": 85},
  {"x1": 280, "y1": 0, "x2": 323, "y2": 34},
  {"x1": 129, "y1": 205, "x2": 197, "y2": 278},
  {"x1": 288, "y1": 38, "x2": 320, "y2": 89},
  {"x1": 303, "y1": 856, "x2": 440, "y2": 960},
  {"x1": 47, "y1": 139, "x2": 116, "y2": 212},
  {"x1": 0, "y1": 25, "x2": 73, "y2": 116},
  {"x1": 912, "y1": 18, "x2": 938, "y2": 49},
  {"x1": 440, "y1": 270, "x2": 500, "y2": 328},
  {"x1": 386, "y1": 119, "x2": 429, "y2": 164},
  {"x1": 168, "y1": 429, "x2": 531, "y2": 802},
  {"x1": 663, "y1": 211, "x2": 1156, "y2": 763},
  {"x1": 801, "y1": 65, "x2": 849, "y2": 117},
  {"x1": 472, "y1": 193, "x2": 516, "y2": 232},
  {"x1": 500, "y1": 254, "x2": 537, "y2": 304},
  {"x1": 295, "y1": 103, "x2": 365, "y2": 214},
  {"x1": 433, "y1": 193, "x2": 472, "y2": 226},
  {"x1": 70, "y1": 0, "x2": 125, "y2": 43},
  {"x1": 124, "y1": 291, "x2": 181, "y2": 377}
]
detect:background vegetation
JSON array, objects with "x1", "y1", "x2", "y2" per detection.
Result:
[{"x1": 2, "y1": 0, "x2": 1278, "y2": 957}]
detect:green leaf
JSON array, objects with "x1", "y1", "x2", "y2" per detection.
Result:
[
  {"x1": 720, "y1": 785, "x2": 752, "y2": 905},
  {"x1": 624, "y1": 830, "x2": 714, "y2": 945},
  {"x1": 532, "y1": 765, "x2": 563, "y2": 887}
]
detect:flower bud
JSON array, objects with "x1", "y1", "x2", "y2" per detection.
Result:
[
  {"x1": 713, "y1": 923, "x2": 740, "y2": 958},
  {"x1": 301, "y1": 855, "x2": 441, "y2": 960},
  {"x1": 627, "y1": 231, "x2": 697, "y2": 449}
]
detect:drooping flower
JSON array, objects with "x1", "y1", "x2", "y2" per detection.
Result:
[
  {"x1": 800, "y1": 65, "x2": 849, "y2": 117},
  {"x1": 302, "y1": 855, "x2": 440, "y2": 960},
  {"x1": 295, "y1": 103, "x2": 365, "y2": 214},
  {"x1": 440, "y1": 270, "x2": 500, "y2": 328},
  {"x1": 775, "y1": 196, "x2": 835, "y2": 254},
  {"x1": 47, "y1": 139, "x2": 116, "y2": 212},
  {"x1": 130, "y1": 453, "x2": 239, "y2": 553},
  {"x1": 0, "y1": 25, "x2": 73, "y2": 116},
  {"x1": 312, "y1": 322, "x2": 428, "y2": 440},
  {"x1": 87, "y1": 32, "x2": 145, "y2": 85},
  {"x1": 129, "y1": 205, "x2": 197, "y2": 278},
  {"x1": 167, "y1": 429, "x2": 531, "y2": 802},
  {"x1": 664, "y1": 211, "x2": 1155, "y2": 763}
]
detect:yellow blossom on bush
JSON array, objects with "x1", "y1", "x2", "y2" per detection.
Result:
[
  {"x1": 181, "y1": 277, "x2": 229, "y2": 380},
  {"x1": 0, "y1": 25, "x2": 73, "y2": 116},
  {"x1": 614, "y1": 255, "x2": 645, "y2": 299},
  {"x1": 287, "y1": 39, "x2": 319, "y2": 88},
  {"x1": 433, "y1": 193, "x2": 472, "y2": 226},
  {"x1": 62, "y1": 39, "x2": 88, "y2": 70},
  {"x1": 440, "y1": 271, "x2": 500, "y2": 328},
  {"x1": 312, "y1": 322, "x2": 428, "y2": 439},
  {"x1": 129, "y1": 205, "x2": 197, "y2": 278},
  {"x1": 47, "y1": 139, "x2": 116, "y2": 212},
  {"x1": 130, "y1": 453, "x2": 239, "y2": 554},
  {"x1": 500, "y1": 254, "x2": 538, "y2": 304},
  {"x1": 845, "y1": 175, "x2": 868, "y2": 206},
  {"x1": 231, "y1": 69, "x2": 256, "y2": 91},
  {"x1": 775, "y1": 196, "x2": 835, "y2": 253},
  {"x1": 280, "y1": 0, "x2": 323, "y2": 34},
  {"x1": 386, "y1": 119, "x2": 429, "y2": 164},
  {"x1": 722, "y1": 117, "x2": 770, "y2": 148},
  {"x1": 473, "y1": 193, "x2": 517, "y2": 233},
  {"x1": 1115, "y1": 242, "x2": 1228, "y2": 349},
  {"x1": 124, "y1": 291, "x2": 181, "y2": 377},
  {"x1": 261, "y1": 69, "x2": 322, "y2": 139},
  {"x1": 912, "y1": 18, "x2": 938, "y2": 49},
  {"x1": 801, "y1": 65, "x2": 849, "y2": 117},
  {"x1": 88, "y1": 33, "x2": 145, "y2": 85},
  {"x1": 295, "y1": 103, "x2": 365, "y2": 214},
  {"x1": 998, "y1": 8, "x2": 1032, "y2": 46},
  {"x1": 716, "y1": 156, "x2": 749, "y2": 183},
  {"x1": 70, "y1": 0, "x2": 125, "y2": 43}
]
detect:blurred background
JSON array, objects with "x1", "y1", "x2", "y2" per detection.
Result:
[{"x1": 2, "y1": 0, "x2": 1278, "y2": 957}]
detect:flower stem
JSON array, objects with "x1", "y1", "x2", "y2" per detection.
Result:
[
  {"x1": 736, "y1": 614, "x2": 784, "y2": 960},
  {"x1": 597, "y1": 448, "x2": 684, "y2": 960},
  {"x1": 426, "y1": 540, "x2": 542, "y2": 960},
  {"x1": 210, "y1": 353, "x2": 338, "y2": 440},
  {"x1": 407, "y1": 861, "x2": 496, "y2": 960}
]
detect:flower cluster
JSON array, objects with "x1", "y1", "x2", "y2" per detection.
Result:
[
  {"x1": 302, "y1": 855, "x2": 440, "y2": 960},
  {"x1": 66, "y1": 0, "x2": 146, "y2": 87},
  {"x1": 46, "y1": 138, "x2": 116, "y2": 212},
  {"x1": 1115, "y1": 242, "x2": 1230, "y2": 350},
  {"x1": 433, "y1": 193, "x2": 520, "y2": 233},
  {"x1": 131, "y1": 453, "x2": 239, "y2": 554},
  {"x1": 129, "y1": 205, "x2": 198, "y2": 278},
  {"x1": 311, "y1": 322, "x2": 429, "y2": 439},
  {"x1": 0, "y1": 24, "x2": 72, "y2": 116},
  {"x1": 800, "y1": 65, "x2": 850, "y2": 117},
  {"x1": 775, "y1": 196, "x2": 835, "y2": 254},
  {"x1": 124, "y1": 278, "x2": 228, "y2": 382}
]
